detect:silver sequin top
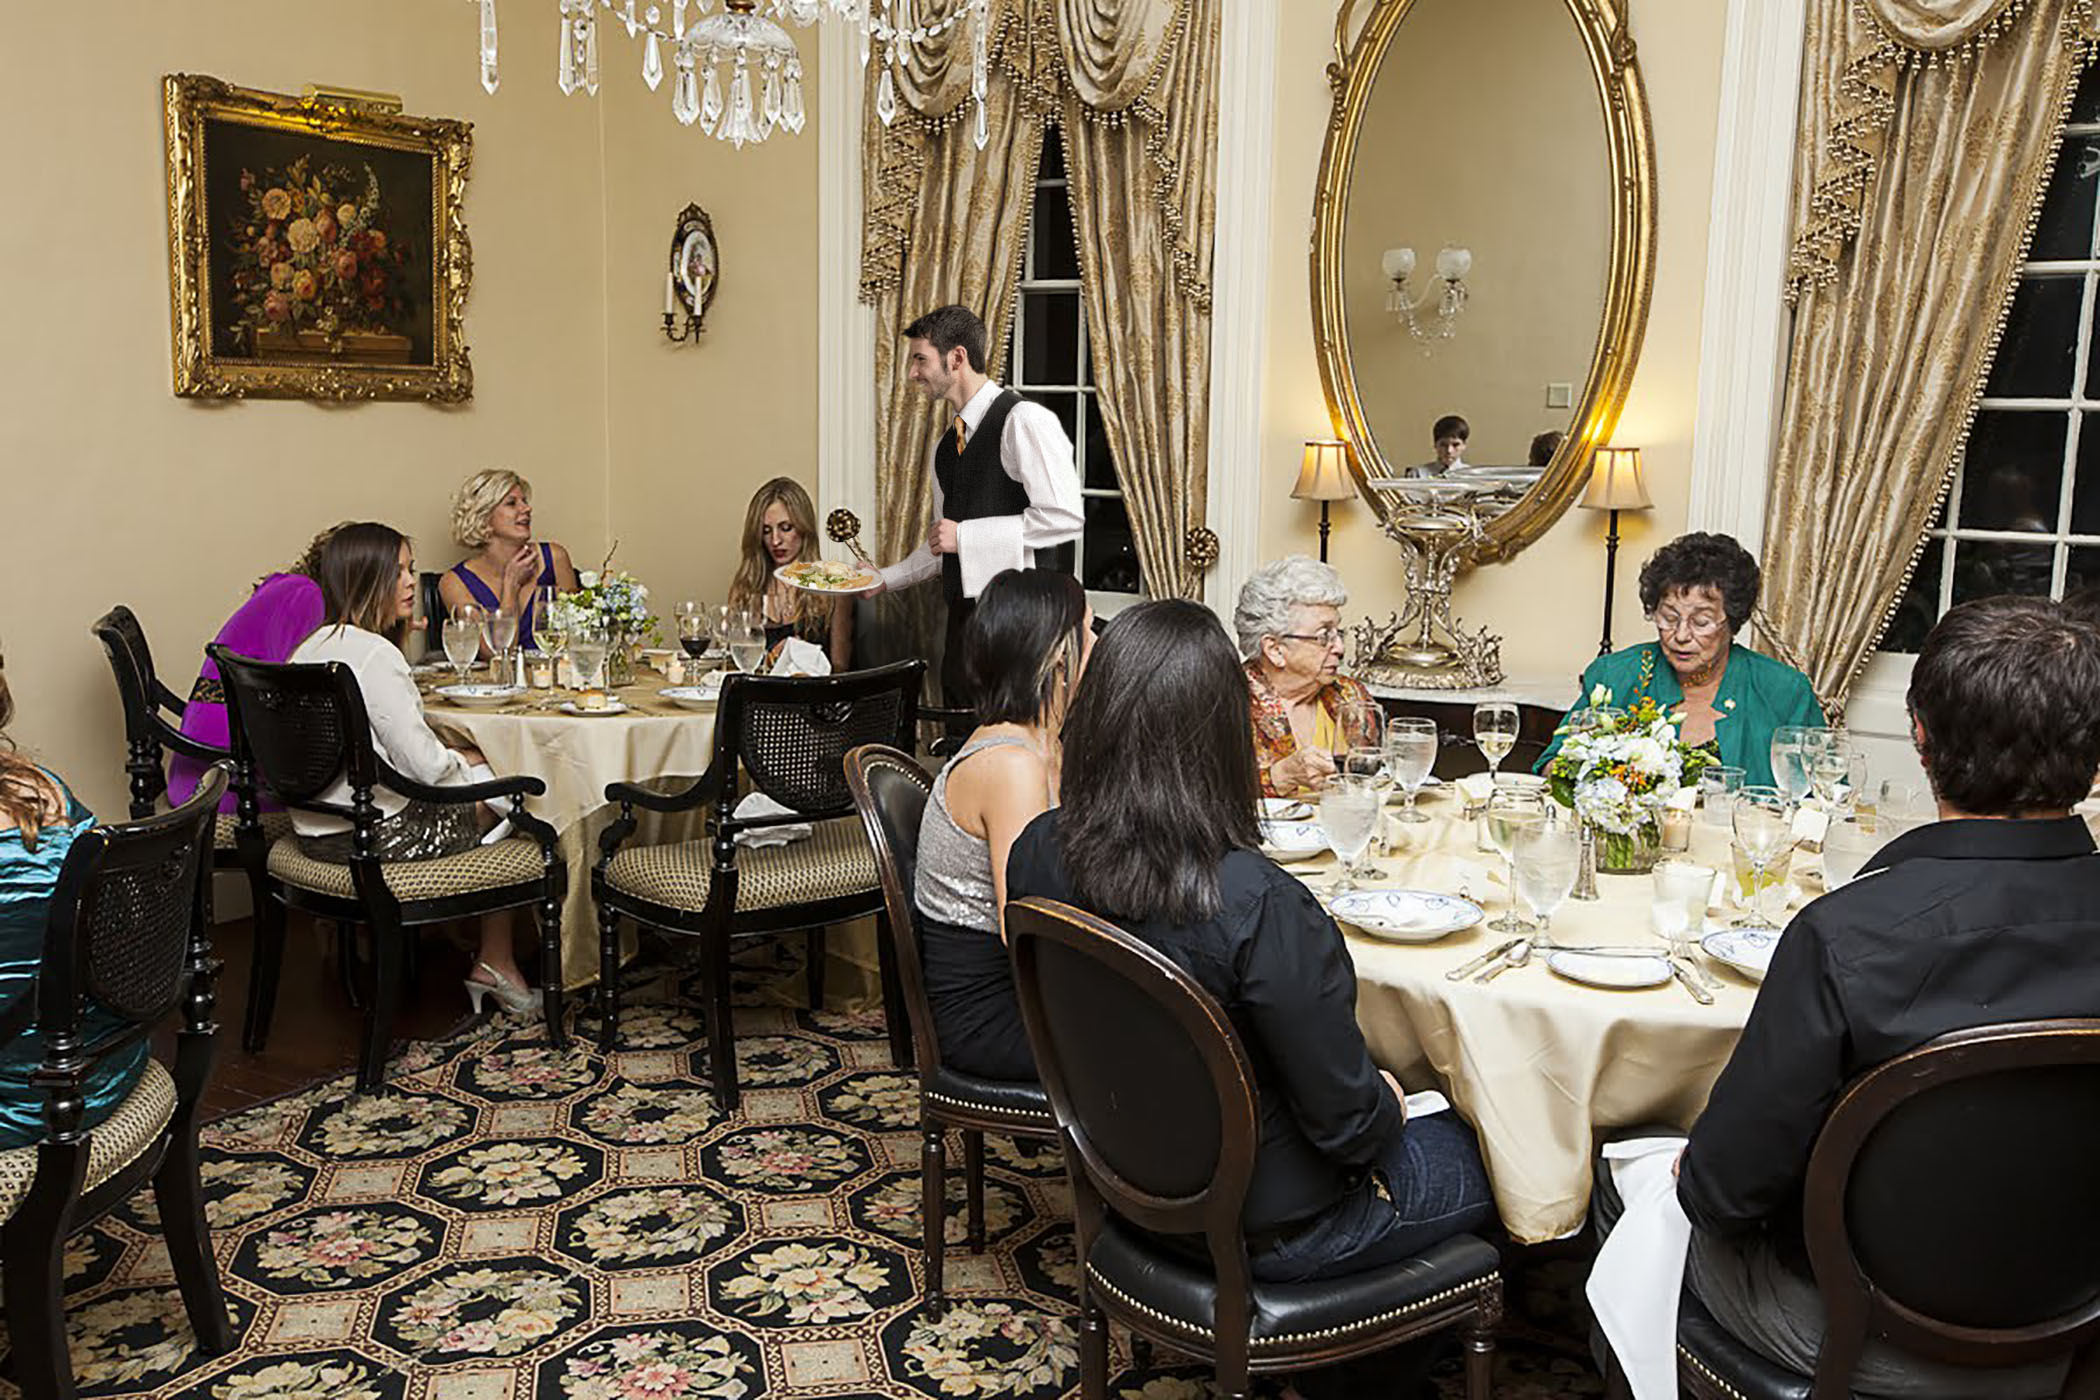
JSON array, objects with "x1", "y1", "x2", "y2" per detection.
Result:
[{"x1": 914, "y1": 734, "x2": 1041, "y2": 934}]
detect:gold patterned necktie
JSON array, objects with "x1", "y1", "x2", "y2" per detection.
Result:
[{"x1": 953, "y1": 414, "x2": 969, "y2": 452}]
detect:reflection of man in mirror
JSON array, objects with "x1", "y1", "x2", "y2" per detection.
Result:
[
  {"x1": 1405, "y1": 413, "x2": 1470, "y2": 478},
  {"x1": 1529, "y1": 430, "x2": 1564, "y2": 468}
]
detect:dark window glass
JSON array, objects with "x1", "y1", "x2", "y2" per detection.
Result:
[
  {"x1": 1955, "y1": 410, "x2": 2065, "y2": 532},
  {"x1": 2030, "y1": 138, "x2": 2100, "y2": 261},
  {"x1": 1021, "y1": 291, "x2": 1081, "y2": 384},
  {"x1": 2070, "y1": 412, "x2": 2100, "y2": 536},
  {"x1": 1083, "y1": 397, "x2": 1119, "y2": 491},
  {"x1": 1028, "y1": 389, "x2": 1078, "y2": 446},
  {"x1": 1882, "y1": 536, "x2": 1944, "y2": 654},
  {"x1": 1082, "y1": 495, "x2": 1141, "y2": 594},
  {"x1": 2065, "y1": 544, "x2": 2100, "y2": 596},
  {"x1": 2069, "y1": 62, "x2": 2100, "y2": 124},
  {"x1": 1032, "y1": 187, "x2": 1080, "y2": 282},
  {"x1": 1039, "y1": 124, "x2": 1067, "y2": 181},
  {"x1": 1989, "y1": 276, "x2": 2082, "y2": 398},
  {"x1": 1948, "y1": 538, "x2": 2056, "y2": 607}
]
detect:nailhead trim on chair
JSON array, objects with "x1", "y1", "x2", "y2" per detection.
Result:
[
  {"x1": 925, "y1": 1092, "x2": 1057, "y2": 1126},
  {"x1": 0, "y1": 1060, "x2": 177, "y2": 1221},
  {"x1": 1676, "y1": 1346, "x2": 1753, "y2": 1400},
  {"x1": 1083, "y1": 1261, "x2": 1500, "y2": 1349}
]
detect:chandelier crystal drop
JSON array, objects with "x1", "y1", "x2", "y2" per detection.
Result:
[{"x1": 470, "y1": 0, "x2": 991, "y2": 149}]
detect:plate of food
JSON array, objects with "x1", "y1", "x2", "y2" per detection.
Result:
[
  {"x1": 1329, "y1": 889, "x2": 1483, "y2": 943},
  {"x1": 432, "y1": 684, "x2": 526, "y2": 708},
  {"x1": 776, "y1": 559, "x2": 881, "y2": 594},
  {"x1": 560, "y1": 698, "x2": 631, "y2": 717}
]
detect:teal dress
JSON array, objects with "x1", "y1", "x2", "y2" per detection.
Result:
[
  {"x1": 1535, "y1": 641, "x2": 1826, "y2": 789},
  {"x1": 0, "y1": 778, "x2": 146, "y2": 1148}
]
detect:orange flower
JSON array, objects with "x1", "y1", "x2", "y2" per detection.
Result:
[{"x1": 261, "y1": 187, "x2": 293, "y2": 220}]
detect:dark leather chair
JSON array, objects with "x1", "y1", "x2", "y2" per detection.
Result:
[
  {"x1": 418, "y1": 572, "x2": 448, "y2": 654},
  {"x1": 1674, "y1": 1018, "x2": 2100, "y2": 1400},
  {"x1": 0, "y1": 767, "x2": 236, "y2": 1400},
  {"x1": 592, "y1": 661, "x2": 923, "y2": 1110},
  {"x1": 211, "y1": 646, "x2": 566, "y2": 1090},
  {"x1": 1006, "y1": 897, "x2": 1502, "y2": 1400},
  {"x1": 843, "y1": 744, "x2": 1056, "y2": 1311}
]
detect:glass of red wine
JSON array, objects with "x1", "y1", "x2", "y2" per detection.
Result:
[{"x1": 675, "y1": 601, "x2": 710, "y2": 660}]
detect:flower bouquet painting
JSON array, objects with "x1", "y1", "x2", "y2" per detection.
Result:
[
  {"x1": 1544, "y1": 687, "x2": 1716, "y2": 873},
  {"x1": 227, "y1": 154, "x2": 418, "y2": 362}
]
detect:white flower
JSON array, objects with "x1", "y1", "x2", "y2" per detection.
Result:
[
  {"x1": 1590, "y1": 682, "x2": 1611, "y2": 706},
  {"x1": 578, "y1": 570, "x2": 599, "y2": 589}
]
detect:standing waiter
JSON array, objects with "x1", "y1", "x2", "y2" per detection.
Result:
[{"x1": 868, "y1": 305, "x2": 1083, "y2": 708}]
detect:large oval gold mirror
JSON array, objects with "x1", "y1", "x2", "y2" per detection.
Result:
[{"x1": 1312, "y1": 0, "x2": 1655, "y2": 562}]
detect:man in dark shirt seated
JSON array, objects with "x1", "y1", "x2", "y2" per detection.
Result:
[{"x1": 1664, "y1": 595, "x2": 2100, "y2": 1396}]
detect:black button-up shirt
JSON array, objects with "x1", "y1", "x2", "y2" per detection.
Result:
[{"x1": 1679, "y1": 815, "x2": 2100, "y2": 1238}]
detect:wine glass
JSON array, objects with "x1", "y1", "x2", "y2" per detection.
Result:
[
  {"x1": 1697, "y1": 764, "x2": 1745, "y2": 829},
  {"x1": 1731, "y1": 785, "x2": 1793, "y2": 930},
  {"x1": 1514, "y1": 823, "x2": 1581, "y2": 939},
  {"x1": 1318, "y1": 774, "x2": 1381, "y2": 895},
  {"x1": 537, "y1": 596, "x2": 570, "y2": 675},
  {"x1": 1338, "y1": 696, "x2": 1382, "y2": 758},
  {"x1": 566, "y1": 627, "x2": 610, "y2": 693},
  {"x1": 1385, "y1": 717, "x2": 1437, "y2": 825},
  {"x1": 1808, "y1": 741, "x2": 1859, "y2": 813},
  {"x1": 1341, "y1": 747, "x2": 1390, "y2": 877},
  {"x1": 677, "y1": 606, "x2": 711, "y2": 661},
  {"x1": 725, "y1": 608, "x2": 767, "y2": 673},
  {"x1": 1651, "y1": 858, "x2": 1716, "y2": 961},
  {"x1": 1769, "y1": 725, "x2": 1812, "y2": 806},
  {"x1": 1474, "y1": 701, "x2": 1520, "y2": 782},
  {"x1": 1484, "y1": 786, "x2": 1547, "y2": 932},
  {"x1": 440, "y1": 618, "x2": 480, "y2": 684},
  {"x1": 484, "y1": 609, "x2": 520, "y2": 687}
]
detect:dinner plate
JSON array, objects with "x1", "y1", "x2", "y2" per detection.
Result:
[
  {"x1": 658, "y1": 683, "x2": 721, "y2": 711},
  {"x1": 433, "y1": 684, "x2": 526, "y2": 707},
  {"x1": 1700, "y1": 927, "x2": 1778, "y2": 983},
  {"x1": 1260, "y1": 797, "x2": 1313, "y2": 821},
  {"x1": 1330, "y1": 889, "x2": 1483, "y2": 943},
  {"x1": 1259, "y1": 818, "x2": 1328, "y2": 863},
  {"x1": 1546, "y1": 950, "x2": 1673, "y2": 989},
  {"x1": 559, "y1": 699, "x2": 631, "y2": 717},
  {"x1": 775, "y1": 560, "x2": 882, "y2": 594}
]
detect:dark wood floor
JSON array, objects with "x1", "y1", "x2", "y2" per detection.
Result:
[{"x1": 158, "y1": 914, "x2": 497, "y2": 1120}]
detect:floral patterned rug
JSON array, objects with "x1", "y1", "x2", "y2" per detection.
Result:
[{"x1": 0, "y1": 948, "x2": 1600, "y2": 1400}]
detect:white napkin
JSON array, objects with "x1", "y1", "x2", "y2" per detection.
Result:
[
  {"x1": 1791, "y1": 804, "x2": 1829, "y2": 846},
  {"x1": 461, "y1": 763, "x2": 515, "y2": 846},
  {"x1": 1666, "y1": 786, "x2": 1699, "y2": 813},
  {"x1": 769, "y1": 637, "x2": 832, "y2": 678},
  {"x1": 1455, "y1": 773, "x2": 1496, "y2": 806},
  {"x1": 733, "y1": 791, "x2": 812, "y2": 848},
  {"x1": 1586, "y1": 1137, "x2": 1693, "y2": 1400},
  {"x1": 1403, "y1": 1089, "x2": 1450, "y2": 1118}
]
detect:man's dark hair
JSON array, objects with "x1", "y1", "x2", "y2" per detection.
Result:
[
  {"x1": 1056, "y1": 600, "x2": 1262, "y2": 924},
  {"x1": 1528, "y1": 429, "x2": 1564, "y2": 467},
  {"x1": 963, "y1": 568, "x2": 1088, "y2": 728},
  {"x1": 1638, "y1": 532, "x2": 1761, "y2": 634},
  {"x1": 1432, "y1": 414, "x2": 1470, "y2": 442},
  {"x1": 1908, "y1": 595, "x2": 2100, "y2": 815},
  {"x1": 903, "y1": 304, "x2": 989, "y2": 373}
]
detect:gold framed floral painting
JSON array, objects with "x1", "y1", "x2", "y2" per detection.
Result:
[{"x1": 163, "y1": 74, "x2": 474, "y2": 401}]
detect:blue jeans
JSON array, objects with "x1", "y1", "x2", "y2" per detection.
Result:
[{"x1": 1253, "y1": 1111, "x2": 1495, "y2": 1283}]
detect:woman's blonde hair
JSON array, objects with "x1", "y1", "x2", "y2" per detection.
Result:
[
  {"x1": 729, "y1": 478, "x2": 829, "y2": 639},
  {"x1": 317, "y1": 523, "x2": 413, "y2": 644},
  {"x1": 452, "y1": 469, "x2": 532, "y2": 549},
  {"x1": 0, "y1": 650, "x2": 65, "y2": 850}
]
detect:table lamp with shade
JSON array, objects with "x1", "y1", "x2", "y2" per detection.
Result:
[
  {"x1": 1578, "y1": 446, "x2": 1652, "y2": 656},
  {"x1": 1293, "y1": 439, "x2": 1354, "y2": 563}
]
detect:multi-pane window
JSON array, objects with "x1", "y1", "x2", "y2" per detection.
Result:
[
  {"x1": 1003, "y1": 125, "x2": 1141, "y2": 596},
  {"x1": 1884, "y1": 68, "x2": 2100, "y2": 651}
]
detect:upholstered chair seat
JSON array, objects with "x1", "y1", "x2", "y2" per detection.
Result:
[
  {"x1": 0, "y1": 1061, "x2": 178, "y2": 1222},
  {"x1": 601, "y1": 819, "x2": 877, "y2": 915},
  {"x1": 266, "y1": 834, "x2": 547, "y2": 904}
]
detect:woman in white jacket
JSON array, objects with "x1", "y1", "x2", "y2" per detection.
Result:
[{"x1": 289, "y1": 522, "x2": 537, "y2": 1016}]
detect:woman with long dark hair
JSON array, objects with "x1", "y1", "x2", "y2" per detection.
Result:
[
  {"x1": 289, "y1": 523, "x2": 538, "y2": 1017},
  {"x1": 1007, "y1": 599, "x2": 1494, "y2": 1280},
  {"x1": 914, "y1": 568, "x2": 1091, "y2": 1081}
]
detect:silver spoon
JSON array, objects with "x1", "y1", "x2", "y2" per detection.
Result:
[{"x1": 1476, "y1": 938, "x2": 1533, "y2": 982}]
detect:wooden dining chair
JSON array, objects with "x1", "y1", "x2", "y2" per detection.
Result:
[
  {"x1": 0, "y1": 767, "x2": 236, "y2": 1400},
  {"x1": 1007, "y1": 896, "x2": 1504, "y2": 1400},
  {"x1": 844, "y1": 744, "x2": 1056, "y2": 1311},
  {"x1": 592, "y1": 661, "x2": 922, "y2": 1110}
]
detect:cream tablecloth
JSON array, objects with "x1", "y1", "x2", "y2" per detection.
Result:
[{"x1": 1302, "y1": 788, "x2": 1775, "y2": 1244}]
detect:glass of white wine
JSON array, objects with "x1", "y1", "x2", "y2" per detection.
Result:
[
  {"x1": 1474, "y1": 701, "x2": 1520, "y2": 783},
  {"x1": 1484, "y1": 785, "x2": 1547, "y2": 932},
  {"x1": 1385, "y1": 718, "x2": 1437, "y2": 824},
  {"x1": 1731, "y1": 785, "x2": 1793, "y2": 930}
]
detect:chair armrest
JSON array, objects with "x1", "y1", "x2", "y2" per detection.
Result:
[
  {"x1": 149, "y1": 713, "x2": 232, "y2": 766},
  {"x1": 604, "y1": 769, "x2": 721, "y2": 814},
  {"x1": 378, "y1": 762, "x2": 546, "y2": 807},
  {"x1": 153, "y1": 680, "x2": 191, "y2": 716}
]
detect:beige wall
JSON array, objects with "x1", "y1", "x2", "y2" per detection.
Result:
[
  {"x1": 0, "y1": 3, "x2": 819, "y2": 820},
  {"x1": 1260, "y1": 0, "x2": 1730, "y2": 693},
  {"x1": 1343, "y1": 0, "x2": 1609, "y2": 471}
]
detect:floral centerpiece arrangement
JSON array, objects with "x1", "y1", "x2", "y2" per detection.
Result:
[
  {"x1": 1543, "y1": 686, "x2": 1717, "y2": 873},
  {"x1": 549, "y1": 569, "x2": 657, "y2": 685}
]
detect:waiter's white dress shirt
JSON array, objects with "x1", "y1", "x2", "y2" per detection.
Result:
[{"x1": 878, "y1": 379, "x2": 1085, "y2": 600}]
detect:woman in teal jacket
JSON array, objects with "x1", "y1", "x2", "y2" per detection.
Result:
[{"x1": 1537, "y1": 533, "x2": 1824, "y2": 787}]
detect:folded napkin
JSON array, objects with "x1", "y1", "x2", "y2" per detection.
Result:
[
  {"x1": 1586, "y1": 1137, "x2": 1693, "y2": 1400},
  {"x1": 1665, "y1": 786, "x2": 1699, "y2": 813},
  {"x1": 733, "y1": 791, "x2": 812, "y2": 848},
  {"x1": 1455, "y1": 773, "x2": 1496, "y2": 806},
  {"x1": 768, "y1": 637, "x2": 832, "y2": 678},
  {"x1": 1402, "y1": 1089, "x2": 1450, "y2": 1119},
  {"x1": 460, "y1": 763, "x2": 515, "y2": 846}
]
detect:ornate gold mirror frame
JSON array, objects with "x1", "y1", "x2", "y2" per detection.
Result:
[{"x1": 1311, "y1": 0, "x2": 1656, "y2": 563}]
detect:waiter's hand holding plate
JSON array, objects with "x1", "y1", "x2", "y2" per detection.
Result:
[{"x1": 775, "y1": 559, "x2": 884, "y2": 595}]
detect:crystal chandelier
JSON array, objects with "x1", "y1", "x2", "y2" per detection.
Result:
[{"x1": 472, "y1": 0, "x2": 991, "y2": 150}]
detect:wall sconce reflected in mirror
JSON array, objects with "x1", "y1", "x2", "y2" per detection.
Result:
[{"x1": 1382, "y1": 244, "x2": 1471, "y2": 345}]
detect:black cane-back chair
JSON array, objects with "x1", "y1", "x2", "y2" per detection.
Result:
[
  {"x1": 593, "y1": 661, "x2": 922, "y2": 1110},
  {"x1": 1007, "y1": 897, "x2": 1503, "y2": 1400},
  {"x1": 1675, "y1": 1018, "x2": 2100, "y2": 1400},
  {"x1": 210, "y1": 645, "x2": 566, "y2": 1091},
  {"x1": 844, "y1": 744, "x2": 1056, "y2": 1310},
  {"x1": 0, "y1": 767, "x2": 236, "y2": 1400},
  {"x1": 91, "y1": 605, "x2": 293, "y2": 862}
]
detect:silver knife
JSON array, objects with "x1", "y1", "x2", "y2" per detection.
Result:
[
  {"x1": 1446, "y1": 938, "x2": 1520, "y2": 981},
  {"x1": 1669, "y1": 958, "x2": 1715, "y2": 1005}
]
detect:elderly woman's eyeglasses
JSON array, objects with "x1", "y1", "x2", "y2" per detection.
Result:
[
  {"x1": 1651, "y1": 609, "x2": 1727, "y2": 638},
  {"x1": 1278, "y1": 627, "x2": 1345, "y2": 649}
]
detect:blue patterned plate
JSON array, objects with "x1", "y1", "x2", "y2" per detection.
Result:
[
  {"x1": 1329, "y1": 889, "x2": 1484, "y2": 943},
  {"x1": 1259, "y1": 818, "x2": 1328, "y2": 863},
  {"x1": 433, "y1": 683, "x2": 525, "y2": 707},
  {"x1": 1701, "y1": 927, "x2": 1778, "y2": 983}
]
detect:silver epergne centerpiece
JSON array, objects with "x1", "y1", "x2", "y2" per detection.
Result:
[{"x1": 1349, "y1": 479, "x2": 1505, "y2": 690}]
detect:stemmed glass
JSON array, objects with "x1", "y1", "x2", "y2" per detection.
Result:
[
  {"x1": 1340, "y1": 746, "x2": 1389, "y2": 877},
  {"x1": 1318, "y1": 773, "x2": 1381, "y2": 895},
  {"x1": 1484, "y1": 786, "x2": 1547, "y2": 932},
  {"x1": 1652, "y1": 858, "x2": 1716, "y2": 963},
  {"x1": 537, "y1": 593, "x2": 570, "y2": 682},
  {"x1": 1731, "y1": 785, "x2": 1793, "y2": 930},
  {"x1": 1385, "y1": 718, "x2": 1437, "y2": 824},
  {"x1": 484, "y1": 609, "x2": 520, "y2": 687},
  {"x1": 566, "y1": 626, "x2": 610, "y2": 692},
  {"x1": 1513, "y1": 823, "x2": 1581, "y2": 941},
  {"x1": 725, "y1": 608, "x2": 766, "y2": 673},
  {"x1": 441, "y1": 617, "x2": 481, "y2": 684},
  {"x1": 1808, "y1": 740, "x2": 1861, "y2": 814},
  {"x1": 676, "y1": 603, "x2": 711, "y2": 661},
  {"x1": 1769, "y1": 725, "x2": 1812, "y2": 807},
  {"x1": 1474, "y1": 701, "x2": 1519, "y2": 782}
]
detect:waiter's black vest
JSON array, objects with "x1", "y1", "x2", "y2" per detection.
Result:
[{"x1": 933, "y1": 389, "x2": 1030, "y2": 607}]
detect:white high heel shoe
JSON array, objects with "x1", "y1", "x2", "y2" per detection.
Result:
[{"x1": 464, "y1": 963, "x2": 540, "y2": 1018}]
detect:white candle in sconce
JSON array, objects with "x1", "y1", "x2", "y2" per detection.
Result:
[{"x1": 664, "y1": 269, "x2": 676, "y2": 316}]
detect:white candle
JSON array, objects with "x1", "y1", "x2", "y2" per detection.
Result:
[{"x1": 664, "y1": 269, "x2": 676, "y2": 315}]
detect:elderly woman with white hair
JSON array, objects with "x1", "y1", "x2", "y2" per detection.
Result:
[
  {"x1": 438, "y1": 468, "x2": 581, "y2": 651},
  {"x1": 1235, "y1": 556, "x2": 1383, "y2": 797}
]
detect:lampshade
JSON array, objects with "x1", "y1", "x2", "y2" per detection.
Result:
[
  {"x1": 1293, "y1": 440, "x2": 1355, "y2": 501},
  {"x1": 1381, "y1": 247, "x2": 1417, "y2": 281},
  {"x1": 1580, "y1": 446, "x2": 1652, "y2": 512}
]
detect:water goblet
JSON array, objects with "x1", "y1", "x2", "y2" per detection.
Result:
[
  {"x1": 1514, "y1": 823, "x2": 1581, "y2": 940},
  {"x1": 725, "y1": 608, "x2": 767, "y2": 673},
  {"x1": 1337, "y1": 747, "x2": 1391, "y2": 876},
  {"x1": 1474, "y1": 701, "x2": 1520, "y2": 781},
  {"x1": 567, "y1": 627, "x2": 610, "y2": 693},
  {"x1": 484, "y1": 609, "x2": 520, "y2": 687},
  {"x1": 1770, "y1": 726, "x2": 1812, "y2": 807},
  {"x1": 440, "y1": 618, "x2": 480, "y2": 684},
  {"x1": 1652, "y1": 858, "x2": 1716, "y2": 962},
  {"x1": 1731, "y1": 785, "x2": 1793, "y2": 929},
  {"x1": 1318, "y1": 774, "x2": 1381, "y2": 895},
  {"x1": 1484, "y1": 786, "x2": 1547, "y2": 932},
  {"x1": 1386, "y1": 718, "x2": 1437, "y2": 825}
]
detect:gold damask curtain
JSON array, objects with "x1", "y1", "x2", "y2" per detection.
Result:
[
  {"x1": 1758, "y1": 0, "x2": 2095, "y2": 714},
  {"x1": 859, "y1": 0, "x2": 1219, "y2": 603}
]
